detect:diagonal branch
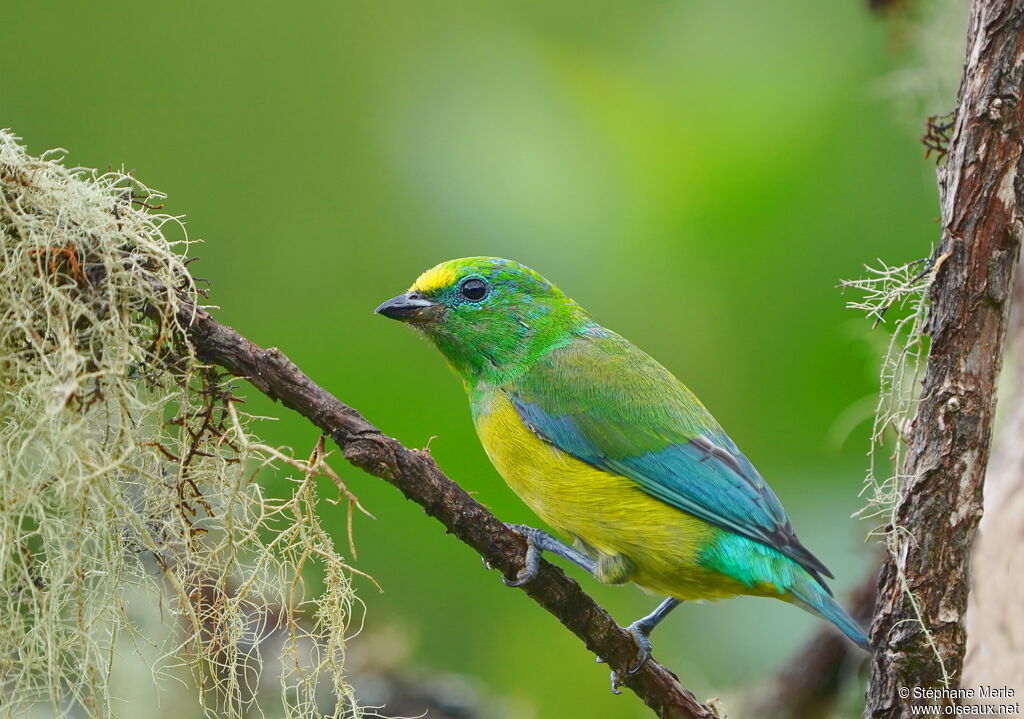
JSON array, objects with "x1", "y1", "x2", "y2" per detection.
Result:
[{"x1": 177, "y1": 298, "x2": 718, "y2": 719}]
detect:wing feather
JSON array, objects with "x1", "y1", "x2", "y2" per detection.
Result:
[{"x1": 509, "y1": 328, "x2": 834, "y2": 588}]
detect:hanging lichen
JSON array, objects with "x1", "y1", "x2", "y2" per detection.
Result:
[{"x1": 0, "y1": 130, "x2": 363, "y2": 718}]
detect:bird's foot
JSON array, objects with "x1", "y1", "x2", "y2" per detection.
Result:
[
  {"x1": 495, "y1": 528, "x2": 598, "y2": 589},
  {"x1": 498, "y1": 524, "x2": 598, "y2": 586},
  {"x1": 502, "y1": 524, "x2": 545, "y2": 586},
  {"x1": 607, "y1": 621, "x2": 654, "y2": 694}
]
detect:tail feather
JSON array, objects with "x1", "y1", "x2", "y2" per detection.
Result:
[{"x1": 788, "y1": 576, "x2": 870, "y2": 651}]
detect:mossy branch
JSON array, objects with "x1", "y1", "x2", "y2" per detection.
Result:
[
  {"x1": 0, "y1": 132, "x2": 360, "y2": 718},
  {"x1": 0, "y1": 126, "x2": 709, "y2": 718},
  {"x1": 171, "y1": 292, "x2": 719, "y2": 719}
]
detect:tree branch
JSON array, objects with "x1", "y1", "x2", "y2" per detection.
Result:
[
  {"x1": 866, "y1": 1, "x2": 1024, "y2": 715},
  {"x1": 176, "y1": 300, "x2": 718, "y2": 719}
]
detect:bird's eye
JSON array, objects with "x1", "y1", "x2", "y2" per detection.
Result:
[{"x1": 459, "y1": 278, "x2": 488, "y2": 302}]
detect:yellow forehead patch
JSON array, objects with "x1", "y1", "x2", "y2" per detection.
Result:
[{"x1": 410, "y1": 263, "x2": 458, "y2": 294}]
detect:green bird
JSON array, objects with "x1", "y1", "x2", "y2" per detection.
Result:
[{"x1": 375, "y1": 257, "x2": 869, "y2": 682}]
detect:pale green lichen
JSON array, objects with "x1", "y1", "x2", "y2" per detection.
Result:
[
  {"x1": 0, "y1": 130, "x2": 361, "y2": 717},
  {"x1": 842, "y1": 257, "x2": 935, "y2": 530},
  {"x1": 842, "y1": 252, "x2": 951, "y2": 685}
]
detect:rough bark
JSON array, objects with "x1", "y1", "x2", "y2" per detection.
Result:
[
  {"x1": 961, "y1": 266, "x2": 1024, "y2": 694},
  {"x1": 174, "y1": 300, "x2": 717, "y2": 719},
  {"x1": 866, "y1": 1, "x2": 1024, "y2": 716}
]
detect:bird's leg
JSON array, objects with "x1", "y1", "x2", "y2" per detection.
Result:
[
  {"x1": 608, "y1": 597, "x2": 681, "y2": 693},
  {"x1": 502, "y1": 524, "x2": 597, "y2": 586}
]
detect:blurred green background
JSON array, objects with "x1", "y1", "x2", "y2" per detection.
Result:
[{"x1": 5, "y1": 1, "x2": 962, "y2": 717}]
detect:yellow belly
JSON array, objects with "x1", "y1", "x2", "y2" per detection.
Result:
[{"x1": 474, "y1": 390, "x2": 752, "y2": 600}]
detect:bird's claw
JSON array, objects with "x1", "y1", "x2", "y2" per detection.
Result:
[
  {"x1": 607, "y1": 622, "x2": 654, "y2": 693},
  {"x1": 609, "y1": 671, "x2": 624, "y2": 695},
  {"x1": 626, "y1": 622, "x2": 654, "y2": 673},
  {"x1": 501, "y1": 565, "x2": 537, "y2": 587},
  {"x1": 502, "y1": 523, "x2": 541, "y2": 586}
]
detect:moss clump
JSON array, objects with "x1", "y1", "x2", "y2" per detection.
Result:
[{"x1": 0, "y1": 131, "x2": 360, "y2": 718}]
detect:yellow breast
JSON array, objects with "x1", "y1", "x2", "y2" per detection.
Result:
[{"x1": 474, "y1": 390, "x2": 747, "y2": 600}]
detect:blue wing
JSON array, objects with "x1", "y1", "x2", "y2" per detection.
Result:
[{"x1": 509, "y1": 327, "x2": 834, "y2": 587}]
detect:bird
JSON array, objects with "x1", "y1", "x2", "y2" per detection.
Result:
[{"x1": 375, "y1": 257, "x2": 869, "y2": 685}]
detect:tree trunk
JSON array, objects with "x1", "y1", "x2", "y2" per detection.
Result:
[
  {"x1": 961, "y1": 266, "x2": 1024, "y2": 696},
  {"x1": 865, "y1": 1, "x2": 1024, "y2": 717}
]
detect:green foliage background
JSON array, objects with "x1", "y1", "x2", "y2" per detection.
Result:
[{"x1": 4, "y1": 2, "x2": 960, "y2": 717}]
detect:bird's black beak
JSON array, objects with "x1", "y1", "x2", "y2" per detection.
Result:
[{"x1": 374, "y1": 292, "x2": 442, "y2": 323}]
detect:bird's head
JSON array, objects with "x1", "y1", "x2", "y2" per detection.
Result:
[{"x1": 375, "y1": 257, "x2": 588, "y2": 383}]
